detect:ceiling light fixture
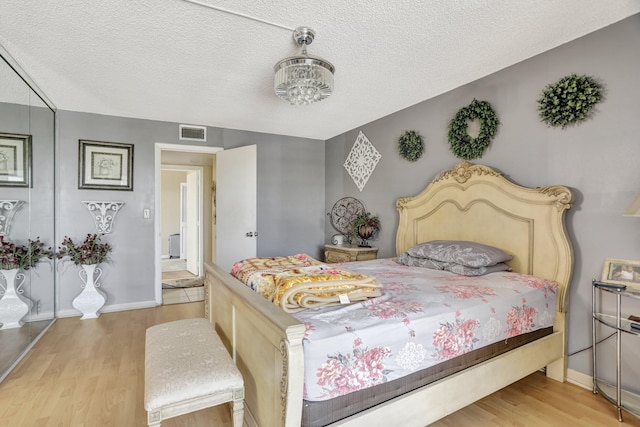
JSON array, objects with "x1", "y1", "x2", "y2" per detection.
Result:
[
  {"x1": 274, "y1": 27, "x2": 335, "y2": 106},
  {"x1": 179, "y1": 1, "x2": 334, "y2": 105}
]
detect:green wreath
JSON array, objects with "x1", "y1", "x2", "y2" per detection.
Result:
[
  {"x1": 448, "y1": 99, "x2": 499, "y2": 160},
  {"x1": 397, "y1": 130, "x2": 424, "y2": 162},
  {"x1": 537, "y1": 74, "x2": 603, "y2": 129}
]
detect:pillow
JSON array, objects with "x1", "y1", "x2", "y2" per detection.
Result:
[
  {"x1": 407, "y1": 240, "x2": 513, "y2": 268},
  {"x1": 397, "y1": 252, "x2": 511, "y2": 276},
  {"x1": 443, "y1": 262, "x2": 512, "y2": 276},
  {"x1": 396, "y1": 252, "x2": 446, "y2": 270}
]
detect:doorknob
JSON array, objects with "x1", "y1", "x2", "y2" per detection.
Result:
[{"x1": 246, "y1": 232, "x2": 253, "y2": 237}]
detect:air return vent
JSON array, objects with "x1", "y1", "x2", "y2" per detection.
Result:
[{"x1": 179, "y1": 124, "x2": 207, "y2": 141}]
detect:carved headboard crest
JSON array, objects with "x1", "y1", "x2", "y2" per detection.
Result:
[
  {"x1": 433, "y1": 161, "x2": 502, "y2": 184},
  {"x1": 397, "y1": 162, "x2": 502, "y2": 212}
]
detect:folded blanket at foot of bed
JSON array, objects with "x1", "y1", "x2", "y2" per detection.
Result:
[{"x1": 230, "y1": 254, "x2": 382, "y2": 313}]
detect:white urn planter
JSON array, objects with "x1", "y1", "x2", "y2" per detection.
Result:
[
  {"x1": 72, "y1": 263, "x2": 107, "y2": 319},
  {"x1": 0, "y1": 268, "x2": 32, "y2": 329}
]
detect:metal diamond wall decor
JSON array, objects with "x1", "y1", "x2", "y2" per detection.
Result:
[{"x1": 343, "y1": 131, "x2": 382, "y2": 192}]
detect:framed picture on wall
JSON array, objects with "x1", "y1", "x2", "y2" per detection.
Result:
[
  {"x1": 0, "y1": 132, "x2": 32, "y2": 188},
  {"x1": 602, "y1": 258, "x2": 640, "y2": 288},
  {"x1": 79, "y1": 139, "x2": 134, "y2": 191}
]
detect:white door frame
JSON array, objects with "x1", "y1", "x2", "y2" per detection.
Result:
[
  {"x1": 154, "y1": 143, "x2": 223, "y2": 305},
  {"x1": 179, "y1": 182, "x2": 187, "y2": 258}
]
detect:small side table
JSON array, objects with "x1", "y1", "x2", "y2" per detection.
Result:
[
  {"x1": 592, "y1": 280, "x2": 640, "y2": 422},
  {"x1": 324, "y1": 244, "x2": 378, "y2": 264}
]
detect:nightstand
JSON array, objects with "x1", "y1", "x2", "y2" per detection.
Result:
[{"x1": 324, "y1": 244, "x2": 378, "y2": 264}]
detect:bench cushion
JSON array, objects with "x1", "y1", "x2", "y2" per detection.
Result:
[{"x1": 144, "y1": 318, "x2": 243, "y2": 410}]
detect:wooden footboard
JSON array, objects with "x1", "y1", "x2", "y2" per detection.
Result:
[{"x1": 205, "y1": 262, "x2": 305, "y2": 427}]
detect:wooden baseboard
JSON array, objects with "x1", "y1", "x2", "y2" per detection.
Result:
[
  {"x1": 24, "y1": 311, "x2": 55, "y2": 322},
  {"x1": 566, "y1": 368, "x2": 592, "y2": 390},
  {"x1": 56, "y1": 300, "x2": 159, "y2": 318}
]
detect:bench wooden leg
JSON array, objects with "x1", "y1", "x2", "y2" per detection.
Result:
[
  {"x1": 231, "y1": 388, "x2": 245, "y2": 427},
  {"x1": 147, "y1": 409, "x2": 162, "y2": 426}
]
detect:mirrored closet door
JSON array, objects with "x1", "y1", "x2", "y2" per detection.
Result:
[{"x1": 0, "y1": 46, "x2": 56, "y2": 381}]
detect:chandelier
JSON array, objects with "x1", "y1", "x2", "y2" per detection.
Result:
[{"x1": 274, "y1": 27, "x2": 335, "y2": 106}]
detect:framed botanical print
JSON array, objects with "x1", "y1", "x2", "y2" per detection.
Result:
[
  {"x1": 79, "y1": 140, "x2": 134, "y2": 191},
  {"x1": 0, "y1": 133, "x2": 31, "y2": 187}
]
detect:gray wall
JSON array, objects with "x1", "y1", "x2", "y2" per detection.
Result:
[
  {"x1": 56, "y1": 111, "x2": 325, "y2": 312},
  {"x1": 326, "y1": 15, "x2": 640, "y2": 388},
  {"x1": 222, "y1": 129, "x2": 326, "y2": 259}
]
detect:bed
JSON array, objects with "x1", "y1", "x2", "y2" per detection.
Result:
[{"x1": 204, "y1": 161, "x2": 574, "y2": 427}]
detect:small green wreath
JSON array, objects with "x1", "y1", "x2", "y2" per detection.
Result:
[
  {"x1": 448, "y1": 99, "x2": 499, "y2": 160},
  {"x1": 537, "y1": 74, "x2": 603, "y2": 129},
  {"x1": 397, "y1": 130, "x2": 424, "y2": 162}
]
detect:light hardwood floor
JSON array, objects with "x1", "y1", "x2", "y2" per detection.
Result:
[{"x1": 1, "y1": 302, "x2": 639, "y2": 427}]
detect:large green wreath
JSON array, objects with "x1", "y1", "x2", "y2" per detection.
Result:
[
  {"x1": 448, "y1": 99, "x2": 499, "y2": 160},
  {"x1": 397, "y1": 130, "x2": 424, "y2": 162},
  {"x1": 537, "y1": 74, "x2": 603, "y2": 129}
]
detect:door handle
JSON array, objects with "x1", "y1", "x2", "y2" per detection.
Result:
[{"x1": 245, "y1": 232, "x2": 258, "y2": 237}]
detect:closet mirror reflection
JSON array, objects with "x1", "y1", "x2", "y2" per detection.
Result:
[{"x1": 0, "y1": 47, "x2": 56, "y2": 381}]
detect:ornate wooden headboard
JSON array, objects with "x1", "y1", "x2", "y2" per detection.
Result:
[{"x1": 396, "y1": 162, "x2": 574, "y2": 311}]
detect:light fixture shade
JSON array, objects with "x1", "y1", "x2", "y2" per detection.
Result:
[
  {"x1": 274, "y1": 26, "x2": 335, "y2": 106},
  {"x1": 274, "y1": 55, "x2": 334, "y2": 105},
  {"x1": 624, "y1": 193, "x2": 640, "y2": 217}
]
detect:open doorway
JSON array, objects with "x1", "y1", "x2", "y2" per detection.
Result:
[
  {"x1": 160, "y1": 166, "x2": 202, "y2": 304},
  {"x1": 154, "y1": 143, "x2": 223, "y2": 305}
]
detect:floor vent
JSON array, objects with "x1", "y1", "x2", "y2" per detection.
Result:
[{"x1": 179, "y1": 125, "x2": 206, "y2": 141}]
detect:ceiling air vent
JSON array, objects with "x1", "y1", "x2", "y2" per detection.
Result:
[{"x1": 179, "y1": 124, "x2": 207, "y2": 142}]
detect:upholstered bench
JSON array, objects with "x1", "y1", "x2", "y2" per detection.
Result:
[{"x1": 144, "y1": 318, "x2": 244, "y2": 426}]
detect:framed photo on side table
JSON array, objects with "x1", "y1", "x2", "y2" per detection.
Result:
[
  {"x1": 602, "y1": 258, "x2": 640, "y2": 290},
  {"x1": 79, "y1": 140, "x2": 134, "y2": 190},
  {"x1": 0, "y1": 133, "x2": 31, "y2": 188}
]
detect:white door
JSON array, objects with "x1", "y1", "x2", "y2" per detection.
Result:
[
  {"x1": 186, "y1": 170, "x2": 200, "y2": 275},
  {"x1": 216, "y1": 145, "x2": 257, "y2": 271},
  {"x1": 179, "y1": 182, "x2": 187, "y2": 258}
]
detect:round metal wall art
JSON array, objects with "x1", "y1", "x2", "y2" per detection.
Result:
[
  {"x1": 329, "y1": 197, "x2": 365, "y2": 236},
  {"x1": 448, "y1": 99, "x2": 499, "y2": 160}
]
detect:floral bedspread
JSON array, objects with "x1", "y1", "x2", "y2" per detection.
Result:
[{"x1": 291, "y1": 258, "x2": 558, "y2": 402}]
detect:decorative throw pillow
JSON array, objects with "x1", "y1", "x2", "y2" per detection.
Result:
[{"x1": 406, "y1": 240, "x2": 513, "y2": 267}]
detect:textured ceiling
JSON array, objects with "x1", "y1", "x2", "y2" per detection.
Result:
[{"x1": 1, "y1": 1, "x2": 639, "y2": 140}]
